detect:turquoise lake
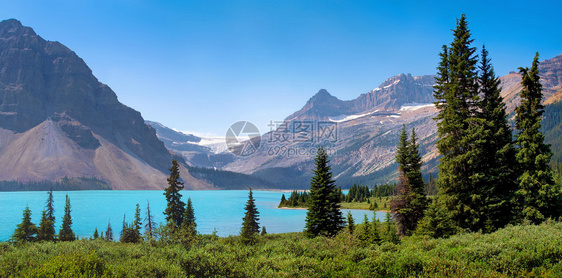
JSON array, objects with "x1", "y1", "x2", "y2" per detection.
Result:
[{"x1": 0, "y1": 190, "x2": 385, "y2": 241}]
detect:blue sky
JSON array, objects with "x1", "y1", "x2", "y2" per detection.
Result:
[{"x1": 1, "y1": 0, "x2": 561, "y2": 136}]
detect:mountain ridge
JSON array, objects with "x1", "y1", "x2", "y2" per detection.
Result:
[{"x1": 0, "y1": 19, "x2": 216, "y2": 190}]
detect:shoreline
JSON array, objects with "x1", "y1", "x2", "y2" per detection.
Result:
[{"x1": 277, "y1": 206, "x2": 390, "y2": 213}]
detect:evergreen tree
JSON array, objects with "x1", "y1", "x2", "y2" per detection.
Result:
[
  {"x1": 120, "y1": 213, "x2": 126, "y2": 241},
  {"x1": 358, "y1": 213, "x2": 371, "y2": 242},
  {"x1": 181, "y1": 197, "x2": 197, "y2": 236},
  {"x1": 37, "y1": 189, "x2": 56, "y2": 241},
  {"x1": 133, "y1": 203, "x2": 142, "y2": 242},
  {"x1": 416, "y1": 199, "x2": 458, "y2": 238},
  {"x1": 304, "y1": 147, "x2": 344, "y2": 237},
  {"x1": 11, "y1": 205, "x2": 37, "y2": 243},
  {"x1": 383, "y1": 212, "x2": 399, "y2": 243},
  {"x1": 59, "y1": 195, "x2": 75, "y2": 241},
  {"x1": 93, "y1": 228, "x2": 99, "y2": 239},
  {"x1": 241, "y1": 188, "x2": 260, "y2": 244},
  {"x1": 476, "y1": 46, "x2": 518, "y2": 231},
  {"x1": 164, "y1": 159, "x2": 185, "y2": 230},
  {"x1": 371, "y1": 216, "x2": 381, "y2": 244},
  {"x1": 106, "y1": 221, "x2": 113, "y2": 242},
  {"x1": 515, "y1": 53, "x2": 562, "y2": 223},
  {"x1": 145, "y1": 200, "x2": 155, "y2": 238},
  {"x1": 433, "y1": 15, "x2": 491, "y2": 232},
  {"x1": 391, "y1": 126, "x2": 428, "y2": 235},
  {"x1": 260, "y1": 226, "x2": 267, "y2": 236},
  {"x1": 346, "y1": 211, "x2": 355, "y2": 234}
]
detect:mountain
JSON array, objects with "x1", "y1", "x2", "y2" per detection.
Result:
[
  {"x1": 0, "y1": 19, "x2": 216, "y2": 190},
  {"x1": 209, "y1": 73, "x2": 440, "y2": 188},
  {"x1": 213, "y1": 55, "x2": 562, "y2": 189},
  {"x1": 145, "y1": 121, "x2": 235, "y2": 168},
  {"x1": 286, "y1": 74, "x2": 435, "y2": 121}
]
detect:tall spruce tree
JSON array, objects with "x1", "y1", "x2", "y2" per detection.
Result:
[
  {"x1": 241, "y1": 188, "x2": 260, "y2": 243},
  {"x1": 477, "y1": 46, "x2": 517, "y2": 230},
  {"x1": 515, "y1": 53, "x2": 562, "y2": 223},
  {"x1": 59, "y1": 195, "x2": 75, "y2": 241},
  {"x1": 37, "y1": 189, "x2": 56, "y2": 241},
  {"x1": 164, "y1": 159, "x2": 185, "y2": 230},
  {"x1": 391, "y1": 126, "x2": 428, "y2": 235},
  {"x1": 304, "y1": 147, "x2": 344, "y2": 237},
  {"x1": 346, "y1": 211, "x2": 355, "y2": 234},
  {"x1": 181, "y1": 197, "x2": 197, "y2": 236},
  {"x1": 433, "y1": 15, "x2": 490, "y2": 232},
  {"x1": 133, "y1": 203, "x2": 142, "y2": 242},
  {"x1": 145, "y1": 200, "x2": 155, "y2": 238},
  {"x1": 11, "y1": 205, "x2": 37, "y2": 243},
  {"x1": 106, "y1": 221, "x2": 113, "y2": 242}
]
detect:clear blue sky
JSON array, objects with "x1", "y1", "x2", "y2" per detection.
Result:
[{"x1": 1, "y1": 0, "x2": 561, "y2": 136}]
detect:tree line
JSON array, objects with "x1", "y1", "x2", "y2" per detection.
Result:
[
  {"x1": 10, "y1": 159, "x2": 264, "y2": 244},
  {"x1": 390, "y1": 14, "x2": 562, "y2": 238}
]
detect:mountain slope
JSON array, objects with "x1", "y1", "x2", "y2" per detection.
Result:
[
  {"x1": 218, "y1": 55, "x2": 562, "y2": 189},
  {"x1": 0, "y1": 19, "x2": 213, "y2": 190}
]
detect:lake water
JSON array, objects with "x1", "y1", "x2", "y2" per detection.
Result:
[{"x1": 0, "y1": 190, "x2": 385, "y2": 241}]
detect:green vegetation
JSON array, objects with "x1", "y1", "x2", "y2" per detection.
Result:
[
  {"x1": 391, "y1": 125, "x2": 428, "y2": 235},
  {"x1": 514, "y1": 53, "x2": 562, "y2": 223},
  {"x1": 37, "y1": 189, "x2": 56, "y2": 241},
  {"x1": 304, "y1": 147, "x2": 344, "y2": 237},
  {"x1": 0, "y1": 177, "x2": 110, "y2": 191},
  {"x1": 164, "y1": 159, "x2": 186, "y2": 230},
  {"x1": 240, "y1": 189, "x2": 260, "y2": 244},
  {"x1": 278, "y1": 190, "x2": 309, "y2": 208},
  {"x1": 428, "y1": 14, "x2": 561, "y2": 236},
  {"x1": 10, "y1": 205, "x2": 37, "y2": 243},
  {"x1": 59, "y1": 194, "x2": 75, "y2": 241},
  {"x1": 433, "y1": 14, "x2": 518, "y2": 233},
  {"x1": 2, "y1": 222, "x2": 562, "y2": 277},
  {"x1": 279, "y1": 185, "x2": 397, "y2": 210}
]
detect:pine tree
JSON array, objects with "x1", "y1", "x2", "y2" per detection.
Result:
[
  {"x1": 164, "y1": 159, "x2": 185, "y2": 230},
  {"x1": 346, "y1": 211, "x2": 355, "y2": 234},
  {"x1": 241, "y1": 188, "x2": 260, "y2": 244},
  {"x1": 260, "y1": 226, "x2": 267, "y2": 236},
  {"x1": 304, "y1": 147, "x2": 344, "y2": 237},
  {"x1": 59, "y1": 195, "x2": 75, "y2": 241},
  {"x1": 133, "y1": 203, "x2": 142, "y2": 242},
  {"x1": 383, "y1": 212, "x2": 399, "y2": 243},
  {"x1": 37, "y1": 189, "x2": 56, "y2": 241},
  {"x1": 416, "y1": 199, "x2": 458, "y2": 238},
  {"x1": 371, "y1": 216, "x2": 381, "y2": 244},
  {"x1": 515, "y1": 53, "x2": 562, "y2": 223},
  {"x1": 93, "y1": 228, "x2": 99, "y2": 239},
  {"x1": 476, "y1": 46, "x2": 518, "y2": 231},
  {"x1": 181, "y1": 197, "x2": 197, "y2": 237},
  {"x1": 106, "y1": 221, "x2": 113, "y2": 242},
  {"x1": 433, "y1": 15, "x2": 490, "y2": 232},
  {"x1": 391, "y1": 126, "x2": 428, "y2": 235},
  {"x1": 358, "y1": 213, "x2": 371, "y2": 242},
  {"x1": 120, "y1": 213, "x2": 126, "y2": 241},
  {"x1": 11, "y1": 205, "x2": 37, "y2": 243},
  {"x1": 145, "y1": 200, "x2": 155, "y2": 238}
]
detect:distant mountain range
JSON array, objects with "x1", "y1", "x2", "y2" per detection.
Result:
[
  {"x1": 156, "y1": 55, "x2": 562, "y2": 189},
  {"x1": 0, "y1": 19, "x2": 273, "y2": 190},
  {"x1": 1, "y1": 19, "x2": 560, "y2": 190}
]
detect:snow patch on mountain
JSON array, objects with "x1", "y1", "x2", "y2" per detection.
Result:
[
  {"x1": 329, "y1": 112, "x2": 371, "y2": 123},
  {"x1": 400, "y1": 103, "x2": 434, "y2": 111}
]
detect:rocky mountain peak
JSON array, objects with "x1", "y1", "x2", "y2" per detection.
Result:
[
  {"x1": 0, "y1": 19, "x2": 34, "y2": 37},
  {"x1": 0, "y1": 19, "x2": 189, "y2": 189}
]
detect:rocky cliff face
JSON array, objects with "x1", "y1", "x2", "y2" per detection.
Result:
[
  {"x1": 0, "y1": 19, "x2": 212, "y2": 189},
  {"x1": 285, "y1": 74, "x2": 435, "y2": 122}
]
